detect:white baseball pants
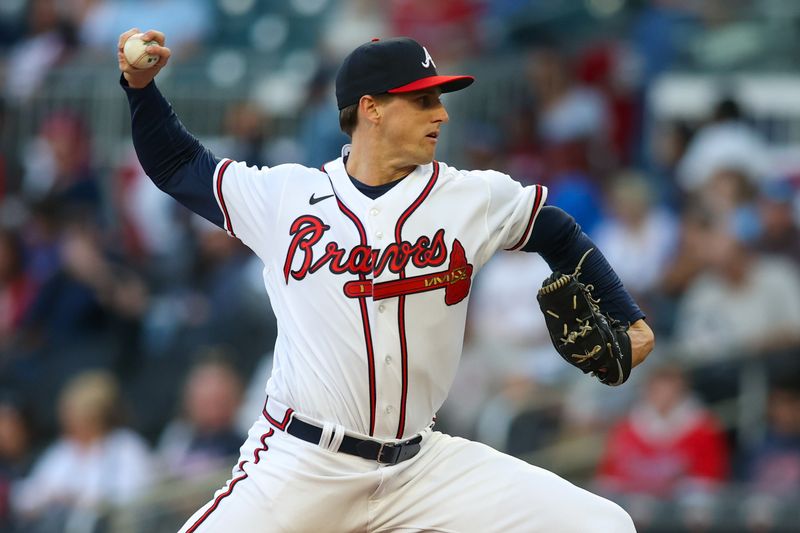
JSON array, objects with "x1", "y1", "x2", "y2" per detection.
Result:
[{"x1": 179, "y1": 401, "x2": 634, "y2": 533}]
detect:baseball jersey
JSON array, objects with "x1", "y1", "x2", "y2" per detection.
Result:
[{"x1": 213, "y1": 148, "x2": 547, "y2": 439}]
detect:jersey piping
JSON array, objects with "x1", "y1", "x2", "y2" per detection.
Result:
[
  {"x1": 214, "y1": 158, "x2": 236, "y2": 237},
  {"x1": 506, "y1": 184, "x2": 546, "y2": 251},
  {"x1": 325, "y1": 175, "x2": 379, "y2": 437},
  {"x1": 393, "y1": 161, "x2": 440, "y2": 438}
]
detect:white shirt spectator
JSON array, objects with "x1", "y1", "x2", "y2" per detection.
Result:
[
  {"x1": 594, "y1": 208, "x2": 679, "y2": 295},
  {"x1": 674, "y1": 257, "x2": 800, "y2": 360},
  {"x1": 677, "y1": 121, "x2": 769, "y2": 191},
  {"x1": 12, "y1": 428, "x2": 154, "y2": 513}
]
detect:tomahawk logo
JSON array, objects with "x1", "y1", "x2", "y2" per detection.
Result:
[{"x1": 421, "y1": 47, "x2": 436, "y2": 69}]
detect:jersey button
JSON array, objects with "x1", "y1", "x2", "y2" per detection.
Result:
[
  {"x1": 375, "y1": 231, "x2": 383, "y2": 239},
  {"x1": 369, "y1": 208, "x2": 379, "y2": 216},
  {"x1": 385, "y1": 405, "x2": 394, "y2": 414},
  {"x1": 385, "y1": 355, "x2": 392, "y2": 365},
  {"x1": 378, "y1": 304, "x2": 386, "y2": 313}
]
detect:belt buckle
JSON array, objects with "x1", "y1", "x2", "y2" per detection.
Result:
[{"x1": 377, "y1": 441, "x2": 400, "y2": 465}]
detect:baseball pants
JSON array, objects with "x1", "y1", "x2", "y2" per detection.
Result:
[{"x1": 179, "y1": 400, "x2": 635, "y2": 532}]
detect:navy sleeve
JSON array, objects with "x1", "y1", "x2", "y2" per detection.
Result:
[
  {"x1": 121, "y1": 76, "x2": 224, "y2": 228},
  {"x1": 524, "y1": 206, "x2": 645, "y2": 325}
]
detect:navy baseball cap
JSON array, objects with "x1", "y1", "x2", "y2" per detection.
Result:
[{"x1": 335, "y1": 37, "x2": 474, "y2": 110}]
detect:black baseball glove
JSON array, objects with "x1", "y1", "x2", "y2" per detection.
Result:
[{"x1": 536, "y1": 251, "x2": 632, "y2": 386}]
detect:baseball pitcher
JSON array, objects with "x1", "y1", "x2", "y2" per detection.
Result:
[{"x1": 118, "y1": 29, "x2": 654, "y2": 532}]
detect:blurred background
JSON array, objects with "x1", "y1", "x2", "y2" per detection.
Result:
[{"x1": 1, "y1": 0, "x2": 800, "y2": 531}]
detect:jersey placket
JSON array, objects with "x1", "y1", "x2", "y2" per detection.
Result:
[{"x1": 364, "y1": 202, "x2": 403, "y2": 438}]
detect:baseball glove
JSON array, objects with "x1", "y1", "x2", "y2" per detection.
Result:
[{"x1": 536, "y1": 250, "x2": 632, "y2": 386}]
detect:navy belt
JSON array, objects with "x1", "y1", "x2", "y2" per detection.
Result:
[{"x1": 285, "y1": 417, "x2": 422, "y2": 465}]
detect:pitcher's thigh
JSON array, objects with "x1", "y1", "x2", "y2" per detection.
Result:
[
  {"x1": 178, "y1": 471, "x2": 278, "y2": 533},
  {"x1": 385, "y1": 434, "x2": 634, "y2": 533}
]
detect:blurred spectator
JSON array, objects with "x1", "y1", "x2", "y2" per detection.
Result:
[
  {"x1": 677, "y1": 97, "x2": 769, "y2": 192},
  {"x1": 596, "y1": 364, "x2": 729, "y2": 498},
  {"x1": 527, "y1": 47, "x2": 611, "y2": 176},
  {"x1": 321, "y1": 0, "x2": 389, "y2": 60},
  {"x1": 297, "y1": 65, "x2": 350, "y2": 168},
  {"x1": 576, "y1": 42, "x2": 641, "y2": 166},
  {"x1": 20, "y1": 112, "x2": 100, "y2": 216},
  {"x1": 462, "y1": 121, "x2": 506, "y2": 174},
  {"x1": 594, "y1": 172, "x2": 678, "y2": 297},
  {"x1": 698, "y1": 167, "x2": 760, "y2": 241},
  {"x1": 0, "y1": 393, "x2": 34, "y2": 533},
  {"x1": 187, "y1": 219, "x2": 273, "y2": 356},
  {"x1": 545, "y1": 174, "x2": 606, "y2": 237},
  {"x1": 468, "y1": 252, "x2": 551, "y2": 352},
  {"x1": 630, "y1": 0, "x2": 701, "y2": 88},
  {"x1": 157, "y1": 354, "x2": 244, "y2": 479},
  {"x1": 11, "y1": 371, "x2": 153, "y2": 530},
  {"x1": 388, "y1": 0, "x2": 483, "y2": 63},
  {"x1": 658, "y1": 201, "x2": 714, "y2": 298},
  {"x1": 754, "y1": 179, "x2": 800, "y2": 266},
  {"x1": 525, "y1": 47, "x2": 609, "y2": 234},
  {"x1": 457, "y1": 252, "x2": 563, "y2": 453},
  {"x1": 502, "y1": 105, "x2": 544, "y2": 184},
  {"x1": 743, "y1": 373, "x2": 800, "y2": 494},
  {"x1": 4, "y1": 0, "x2": 78, "y2": 101},
  {"x1": 21, "y1": 221, "x2": 147, "y2": 351},
  {"x1": 213, "y1": 101, "x2": 273, "y2": 169},
  {"x1": 672, "y1": 224, "x2": 800, "y2": 361},
  {"x1": 17, "y1": 199, "x2": 63, "y2": 286},
  {"x1": 111, "y1": 149, "x2": 188, "y2": 269},
  {"x1": 648, "y1": 119, "x2": 693, "y2": 208},
  {"x1": 0, "y1": 229, "x2": 36, "y2": 350}
]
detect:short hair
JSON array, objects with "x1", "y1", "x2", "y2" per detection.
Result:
[
  {"x1": 339, "y1": 103, "x2": 359, "y2": 137},
  {"x1": 338, "y1": 94, "x2": 393, "y2": 137},
  {"x1": 713, "y1": 97, "x2": 742, "y2": 122},
  {"x1": 59, "y1": 370, "x2": 122, "y2": 431}
]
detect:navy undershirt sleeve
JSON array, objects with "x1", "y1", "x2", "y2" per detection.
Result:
[
  {"x1": 121, "y1": 76, "x2": 224, "y2": 228},
  {"x1": 524, "y1": 205, "x2": 645, "y2": 325}
]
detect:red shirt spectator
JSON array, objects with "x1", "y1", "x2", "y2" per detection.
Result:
[
  {"x1": 389, "y1": 0, "x2": 482, "y2": 62},
  {"x1": 596, "y1": 365, "x2": 729, "y2": 497}
]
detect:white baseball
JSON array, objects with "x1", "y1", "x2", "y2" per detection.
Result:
[{"x1": 123, "y1": 33, "x2": 160, "y2": 70}]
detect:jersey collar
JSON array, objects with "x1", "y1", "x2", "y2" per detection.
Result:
[{"x1": 324, "y1": 146, "x2": 437, "y2": 213}]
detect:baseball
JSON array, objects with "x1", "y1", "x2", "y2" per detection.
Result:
[{"x1": 123, "y1": 33, "x2": 159, "y2": 69}]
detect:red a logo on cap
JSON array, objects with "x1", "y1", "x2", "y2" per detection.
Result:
[{"x1": 421, "y1": 47, "x2": 436, "y2": 69}]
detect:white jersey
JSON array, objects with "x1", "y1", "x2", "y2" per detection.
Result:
[{"x1": 212, "y1": 148, "x2": 547, "y2": 440}]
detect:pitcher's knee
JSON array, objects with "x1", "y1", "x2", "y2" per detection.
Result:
[
  {"x1": 592, "y1": 498, "x2": 636, "y2": 532},
  {"x1": 544, "y1": 494, "x2": 635, "y2": 532}
]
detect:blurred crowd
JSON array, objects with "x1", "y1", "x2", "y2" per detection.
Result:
[{"x1": 1, "y1": 0, "x2": 800, "y2": 532}]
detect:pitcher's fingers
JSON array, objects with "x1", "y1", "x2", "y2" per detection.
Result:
[
  {"x1": 142, "y1": 29, "x2": 166, "y2": 47},
  {"x1": 146, "y1": 44, "x2": 172, "y2": 62},
  {"x1": 118, "y1": 28, "x2": 141, "y2": 51}
]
